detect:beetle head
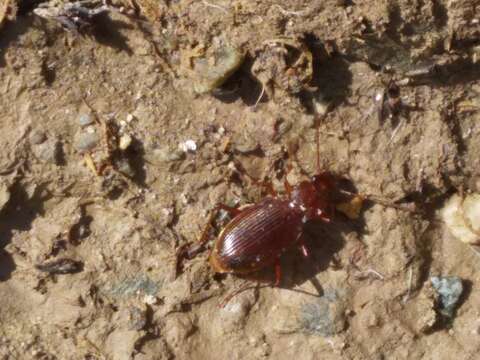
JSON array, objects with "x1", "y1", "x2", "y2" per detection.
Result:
[{"x1": 291, "y1": 173, "x2": 335, "y2": 222}]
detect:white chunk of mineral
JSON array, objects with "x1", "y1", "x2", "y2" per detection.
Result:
[{"x1": 442, "y1": 193, "x2": 480, "y2": 245}]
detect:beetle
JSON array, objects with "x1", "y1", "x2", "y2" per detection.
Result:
[
  {"x1": 176, "y1": 120, "x2": 365, "y2": 299},
  {"x1": 206, "y1": 171, "x2": 338, "y2": 285}
]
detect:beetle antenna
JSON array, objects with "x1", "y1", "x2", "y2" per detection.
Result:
[
  {"x1": 218, "y1": 282, "x2": 259, "y2": 308},
  {"x1": 314, "y1": 112, "x2": 329, "y2": 174},
  {"x1": 338, "y1": 189, "x2": 419, "y2": 214},
  {"x1": 316, "y1": 118, "x2": 321, "y2": 173}
]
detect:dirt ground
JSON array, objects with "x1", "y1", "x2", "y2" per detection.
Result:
[{"x1": 0, "y1": 0, "x2": 479, "y2": 359}]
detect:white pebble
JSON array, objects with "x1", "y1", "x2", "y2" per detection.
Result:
[
  {"x1": 442, "y1": 193, "x2": 480, "y2": 245},
  {"x1": 180, "y1": 139, "x2": 197, "y2": 153},
  {"x1": 144, "y1": 295, "x2": 158, "y2": 305},
  {"x1": 119, "y1": 134, "x2": 133, "y2": 150}
]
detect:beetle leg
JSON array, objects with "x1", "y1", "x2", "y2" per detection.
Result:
[
  {"x1": 218, "y1": 281, "x2": 257, "y2": 308},
  {"x1": 232, "y1": 160, "x2": 277, "y2": 197},
  {"x1": 298, "y1": 237, "x2": 322, "y2": 274},
  {"x1": 176, "y1": 203, "x2": 243, "y2": 277},
  {"x1": 216, "y1": 203, "x2": 242, "y2": 217},
  {"x1": 274, "y1": 259, "x2": 282, "y2": 287},
  {"x1": 284, "y1": 162, "x2": 293, "y2": 196}
]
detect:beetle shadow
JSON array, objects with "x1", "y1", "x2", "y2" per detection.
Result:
[
  {"x1": 89, "y1": 13, "x2": 134, "y2": 55},
  {"x1": 0, "y1": 18, "x2": 33, "y2": 68},
  {"x1": 299, "y1": 33, "x2": 353, "y2": 111}
]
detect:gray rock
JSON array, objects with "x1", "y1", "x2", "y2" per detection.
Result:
[
  {"x1": 193, "y1": 41, "x2": 245, "y2": 94},
  {"x1": 114, "y1": 158, "x2": 135, "y2": 178},
  {"x1": 32, "y1": 138, "x2": 61, "y2": 164},
  {"x1": 151, "y1": 147, "x2": 185, "y2": 163},
  {"x1": 109, "y1": 275, "x2": 160, "y2": 298},
  {"x1": 29, "y1": 129, "x2": 47, "y2": 145},
  {"x1": 74, "y1": 131, "x2": 100, "y2": 153},
  {"x1": 431, "y1": 276, "x2": 464, "y2": 317},
  {"x1": 78, "y1": 113, "x2": 94, "y2": 127},
  {"x1": 233, "y1": 135, "x2": 259, "y2": 154},
  {"x1": 300, "y1": 289, "x2": 346, "y2": 336}
]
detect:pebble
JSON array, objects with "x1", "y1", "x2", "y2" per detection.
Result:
[
  {"x1": 234, "y1": 136, "x2": 259, "y2": 153},
  {"x1": 29, "y1": 129, "x2": 47, "y2": 145},
  {"x1": 180, "y1": 139, "x2": 197, "y2": 153},
  {"x1": 32, "y1": 138, "x2": 61, "y2": 164},
  {"x1": 126, "y1": 113, "x2": 134, "y2": 123},
  {"x1": 78, "y1": 113, "x2": 94, "y2": 127},
  {"x1": 431, "y1": 276, "x2": 464, "y2": 317},
  {"x1": 74, "y1": 131, "x2": 100, "y2": 153},
  {"x1": 442, "y1": 193, "x2": 480, "y2": 245},
  {"x1": 151, "y1": 147, "x2": 185, "y2": 163},
  {"x1": 300, "y1": 289, "x2": 347, "y2": 336},
  {"x1": 143, "y1": 294, "x2": 158, "y2": 305},
  {"x1": 193, "y1": 42, "x2": 245, "y2": 94},
  {"x1": 114, "y1": 158, "x2": 135, "y2": 178},
  {"x1": 119, "y1": 134, "x2": 133, "y2": 151}
]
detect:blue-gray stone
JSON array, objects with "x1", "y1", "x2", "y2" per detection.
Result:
[
  {"x1": 431, "y1": 276, "x2": 464, "y2": 317},
  {"x1": 300, "y1": 289, "x2": 346, "y2": 336},
  {"x1": 78, "y1": 113, "x2": 94, "y2": 127}
]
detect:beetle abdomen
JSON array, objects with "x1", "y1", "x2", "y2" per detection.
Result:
[{"x1": 210, "y1": 198, "x2": 303, "y2": 273}]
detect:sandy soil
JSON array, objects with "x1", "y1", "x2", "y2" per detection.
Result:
[{"x1": 0, "y1": 0, "x2": 479, "y2": 359}]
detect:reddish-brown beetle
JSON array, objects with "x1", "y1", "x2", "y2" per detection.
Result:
[
  {"x1": 176, "y1": 123, "x2": 365, "y2": 298},
  {"x1": 206, "y1": 171, "x2": 338, "y2": 284}
]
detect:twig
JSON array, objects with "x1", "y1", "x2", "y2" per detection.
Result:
[
  {"x1": 403, "y1": 267, "x2": 413, "y2": 303},
  {"x1": 389, "y1": 117, "x2": 405, "y2": 144},
  {"x1": 253, "y1": 84, "x2": 265, "y2": 109},
  {"x1": 364, "y1": 268, "x2": 385, "y2": 280}
]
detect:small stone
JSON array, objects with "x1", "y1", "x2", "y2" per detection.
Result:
[
  {"x1": 442, "y1": 193, "x2": 480, "y2": 245},
  {"x1": 234, "y1": 136, "x2": 259, "y2": 154},
  {"x1": 193, "y1": 41, "x2": 245, "y2": 94},
  {"x1": 32, "y1": 138, "x2": 61, "y2": 164},
  {"x1": 143, "y1": 294, "x2": 158, "y2": 305},
  {"x1": 313, "y1": 95, "x2": 331, "y2": 116},
  {"x1": 150, "y1": 147, "x2": 185, "y2": 163},
  {"x1": 300, "y1": 289, "x2": 347, "y2": 336},
  {"x1": 74, "y1": 131, "x2": 100, "y2": 153},
  {"x1": 29, "y1": 129, "x2": 46, "y2": 145},
  {"x1": 119, "y1": 134, "x2": 133, "y2": 150},
  {"x1": 78, "y1": 113, "x2": 94, "y2": 127},
  {"x1": 431, "y1": 276, "x2": 464, "y2": 317},
  {"x1": 126, "y1": 114, "x2": 134, "y2": 123},
  {"x1": 114, "y1": 158, "x2": 135, "y2": 177},
  {"x1": 180, "y1": 139, "x2": 197, "y2": 153}
]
